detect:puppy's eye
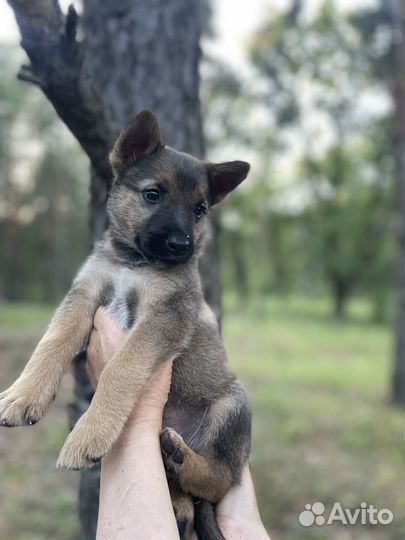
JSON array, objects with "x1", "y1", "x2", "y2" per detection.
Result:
[
  {"x1": 143, "y1": 189, "x2": 160, "y2": 203},
  {"x1": 195, "y1": 202, "x2": 207, "y2": 219}
]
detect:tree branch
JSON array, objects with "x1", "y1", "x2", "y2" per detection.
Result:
[
  {"x1": 17, "y1": 64, "x2": 44, "y2": 86},
  {"x1": 8, "y1": 0, "x2": 117, "y2": 186}
]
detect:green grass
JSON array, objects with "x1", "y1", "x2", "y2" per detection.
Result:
[
  {"x1": 0, "y1": 303, "x2": 53, "y2": 333},
  {"x1": 223, "y1": 295, "x2": 404, "y2": 540},
  {"x1": 0, "y1": 297, "x2": 403, "y2": 540}
]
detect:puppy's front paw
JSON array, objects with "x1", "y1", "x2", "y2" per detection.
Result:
[
  {"x1": 56, "y1": 419, "x2": 112, "y2": 470},
  {"x1": 160, "y1": 427, "x2": 187, "y2": 476},
  {"x1": 57, "y1": 435, "x2": 97, "y2": 470},
  {"x1": 0, "y1": 386, "x2": 52, "y2": 427}
]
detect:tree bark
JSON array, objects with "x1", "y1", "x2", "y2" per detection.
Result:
[
  {"x1": 331, "y1": 273, "x2": 349, "y2": 319},
  {"x1": 227, "y1": 231, "x2": 249, "y2": 301},
  {"x1": 392, "y1": 0, "x2": 405, "y2": 405},
  {"x1": 7, "y1": 0, "x2": 117, "y2": 185}
]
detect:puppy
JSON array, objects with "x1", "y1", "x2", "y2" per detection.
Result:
[{"x1": 0, "y1": 110, "x2": 252, "y2": 539}]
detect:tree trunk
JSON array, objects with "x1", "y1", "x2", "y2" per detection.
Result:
[
  {"x1": 267, "y1": 214, "x2": 287, "y2": 295},
  {"x1": 392, "y1": 0, "x2": 405, "y2": 405},
  {"x1": 76, "y1": 2, "x2": 220, "y2": 537},
  {"x1": 331, "y1": 274, "x2": 349, "y2": 319},
  {"x1": 227, "y1": 231, "x2": 249, "y2": 301}
]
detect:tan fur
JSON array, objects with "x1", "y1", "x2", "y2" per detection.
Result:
[
  {"x1": 161, "y1": 427, "x2": 233, "y2": 503},
  {"x1": 0, "y1": 281, "x2": 99, "y2": 427},
  {"x1": 57, "y1": 294, "x2": 191, "y2": 469}
]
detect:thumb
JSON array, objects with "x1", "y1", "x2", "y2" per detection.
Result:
[{"x1": 128, "y1": 360, "x2": 174, "y2": 427}]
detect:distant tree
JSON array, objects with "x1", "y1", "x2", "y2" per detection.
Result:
[
  {"x1": 201, "y1": 56, "x2": 289, "y2": 299},
  {"x1": 0, "y1": 46, "x2": 29, "y2": 300},
  {"x1": 201, "y1": 57, "x2": 254, "y2": 300},
  {"x1": 391, "y1": 0, "x2": 405, "y2": 405},
  {"x1": 29, "y1": 145, "x2": 89, "y2": 302},
  {"x1": 352, "y1": 0, "x2": 405, "y2": 403},
  {"x1": 250, "y1": 0, "x2": 395, "y2": 317},
  {"x1": 0, "y1": 47, "x2": 87, "y2": 303},
  {"x1": 301, "y1": 134, "x2": 394, "y2": 318}
]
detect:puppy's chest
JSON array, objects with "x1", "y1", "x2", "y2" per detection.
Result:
[{"x1": 104, "y1": 267, "x2": 144, "y2": 329}]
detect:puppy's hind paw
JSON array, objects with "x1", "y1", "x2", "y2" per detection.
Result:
[{"x1": 160, "y1": 427, "x2": 187, "y2": 476}]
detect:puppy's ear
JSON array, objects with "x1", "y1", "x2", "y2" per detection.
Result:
[
  {"x1": 110, "y1": 110, "x2": 164, "y2": 176},
  {"x1": 207, "y1": 161, "x2": 250, "y2": 204}
]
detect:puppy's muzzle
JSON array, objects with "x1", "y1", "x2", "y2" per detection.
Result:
[{"x1": 166, "y1": 233, "x2": 192, "y2": 256}]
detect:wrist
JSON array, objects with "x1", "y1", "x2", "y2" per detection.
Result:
[
  {"x1": 125, "y1": 402, "x2": 165, "y2": 434},
  {"x1": 218, "y1": 516, "x2": 269, "y2": 540},
  {"x1": 103, "y1": 418, "x2": 161, "y2": 470},
  {"x1": 125, "y1": 415, "x2": 163, "y2": 437}
]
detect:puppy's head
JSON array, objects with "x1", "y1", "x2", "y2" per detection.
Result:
[{"x1": 108, "y1": 110, "x2": 250, "y2": 266}]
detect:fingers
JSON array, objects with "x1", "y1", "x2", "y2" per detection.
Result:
[
  {"x1": 87, "y1": 330, "x2": 105, "y2": 386},
  {"x1": 147, "y1": 360, "x2": 174, "y2": 399},
  {"x1": 95, "y1": 308, "x2": 128, "y2": 350},
  {"x1": 93, "y1": 307, "x2": 116, "y2": 332},
  {"x1": 140, "y1": 359, "x2": 174, "y2": 410},
  {"x1": 128, "y1": 360, "x2": 174, "y2": 429},
  {"x1": 86, "y1": 358, "x2": 98, "y2": 390},
  {"x1": 87, "y1": 327, "x2": 99, "y2": 359},
  {"x1": 87, "y1": 308, "x2": 128, "y2": 385},
  {"x1": 89, "y1": 307, "x2": 174, "y2": 428}
]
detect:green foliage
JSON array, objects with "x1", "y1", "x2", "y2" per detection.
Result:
[
  {"x1": 205, "y1": 0, "x2": 397, "y2": 319},
  {"x1": 350, "y1": 3, "x2": 396, "y2": 82},
  {"x1": 201, "y1": 56, "x2": 255, "y2": 154},
  {"x1": 0, "y1": 43, "x2": 89, "y2": 303},
  {"x1": 300, "y1": 131, "x2": 395, "y2": 318}
]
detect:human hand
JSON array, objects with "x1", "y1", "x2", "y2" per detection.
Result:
[
  {"x1": 87, "y1": 307, "x2": 127, "y2": 387},
  {"x1": 216, "y1": 465, "x2": 270, "y2": 540},
  {"x1": 92, "y1": 307, "x2": 178, "y2": 540},
  {"x1": 87, "y1": 307, "x2": 173, "y2": 431}
]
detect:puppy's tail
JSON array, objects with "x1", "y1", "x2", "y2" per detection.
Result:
[{"x1": 194, "y1": 499, "x2": 226, "y2": 540}]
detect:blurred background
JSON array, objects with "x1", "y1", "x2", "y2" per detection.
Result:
[{"x1": 0, "y1": 0, "x2": 403, "y2": 539}]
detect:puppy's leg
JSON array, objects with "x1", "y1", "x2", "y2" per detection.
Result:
[
  {"x1": 57, "y1": 311, "x2": 190, "y2": 470},
  {"x1": 161, "y1": 383, "x2": 251, "y2": 503},
  {"x1": 169, "y1": 481, "x2": 194, "y2": 540},
  {"x1": 161, "y1": 428, "x2": 233, "y2": 503},
  {"x1": 0, "y1": 281, "x2": 102, "y2": 427}
]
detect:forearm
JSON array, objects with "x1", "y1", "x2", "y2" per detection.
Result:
[
  {"x1": 217, "y1": 466, "x2": 270, "y2": 540},
  {"x1": 97, "y1": 418, "x2": 179, "y2": 540}
]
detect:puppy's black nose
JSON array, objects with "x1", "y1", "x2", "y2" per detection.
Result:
[{"x1": 166, "y1": 233, "x2": 191, "y2": 255}]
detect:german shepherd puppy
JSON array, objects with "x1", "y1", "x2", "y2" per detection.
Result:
[{"x1": 0, "y1": 111, "x2": 251, "y2": 539}]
